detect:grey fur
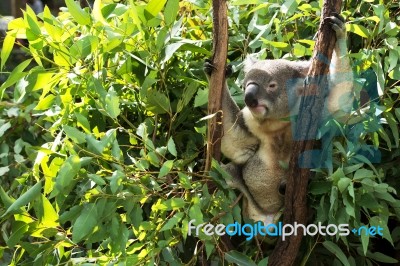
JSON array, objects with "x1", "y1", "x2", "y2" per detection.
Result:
[{"x1": 205, "y1": 14, "x2": 354, "y2": 225}]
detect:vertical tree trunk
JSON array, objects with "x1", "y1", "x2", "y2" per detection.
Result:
[
  {"x1": 268, "y1": 1, "x2": 342, "y2": 265},
  {"x1": 205, "y1": 0, "x2": 228, "y2": 171},
  {"x1": 11, "y1": 0, "x2": 25, "y2": 18}
]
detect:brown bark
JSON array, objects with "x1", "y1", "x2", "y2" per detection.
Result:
[
  {"x1": 268, "y1": 1, "x2": 342, "y2": 265},
  {"x1": 11, "y1": 0, "x2": 25, "y2": 18},
  {"x1": 205, "y1": 0, "x2": 228, "y2": 171}
]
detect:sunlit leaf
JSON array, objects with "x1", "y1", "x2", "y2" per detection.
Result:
[
  {"x1": 158, "y1": 160, "x2": 174, "y2": 178},
  {"x1": 145, "y1": 0, "x2": 167, "y2": 17},
  {"x1": 65, "y1": 0, "x2": 91, "y2": 25},
  {"x1": 1, "y1": 33, "x2": 16, "y2": 71}
]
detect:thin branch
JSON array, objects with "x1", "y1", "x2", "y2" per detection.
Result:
[{"x1": 268, "y1": 1, "x2": 343, "y2": 265}]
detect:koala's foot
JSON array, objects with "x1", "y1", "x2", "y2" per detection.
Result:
[
  {"x1": 246, "y1": 204, "x2": 281, "y2": 226},
  {"x1": 204, "y1": 59, "x2": 232, "y2": 77},
  {"x1": 325, "y1": 12, "x2": 346, "y2": 39}
]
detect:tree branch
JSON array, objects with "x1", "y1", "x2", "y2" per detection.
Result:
[
  {"x1": 205, "y1": 0, "x2": 228, "y2": 172},
  {"x1": 268, "y1": 1, "x2": 342, "y2": 265}
]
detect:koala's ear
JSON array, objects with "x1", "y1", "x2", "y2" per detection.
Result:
[{"x1": 243, "y1": 56, "x2": 258, "y2": 73}]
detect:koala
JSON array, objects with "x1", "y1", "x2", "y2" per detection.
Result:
[{"x1": 204, "y1": 13, "x2": 354, "y2": 225}]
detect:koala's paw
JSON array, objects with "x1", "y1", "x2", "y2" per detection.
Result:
[
  {"x1": 203, "y1": 59, "x2": 232, "y2": 78},
  {"x1": 325, "y1": 12, "x2": 346, "y2": 39},
  {"x1": 222, "y1": 162, "x2": 244, "y2": 189},
  {"x1": 203, "y1": 59, "x2": 215, "y2": 77}
]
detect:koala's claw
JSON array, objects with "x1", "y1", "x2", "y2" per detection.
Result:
[
  {"x1": 203, "y1": 59, "x2": 232, "y2": 77},
  {"x1": 324, "y1": 13, "x2": 346, "y2": 39},
  {"x1": 331, "y1": 12, "x2": 345, "y2": 23},
  {"x1": 226, "y1": 64, "x2": 233, "y2": 77},
  {"x1": 204, "y1": 59, "x2": 215, "y2": 76}
]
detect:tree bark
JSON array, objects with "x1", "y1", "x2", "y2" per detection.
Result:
[
  {"x1": 11, "y1": 0, "x2": 25, "y2": 18},
  {"x1": 268, "y1": 1, "x2": 342, "y2": 265},
  {"x1": 205, "y1": 0, "x2": 228, "y2": 172}
]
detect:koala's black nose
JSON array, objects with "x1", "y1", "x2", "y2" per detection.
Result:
[{"x1": 244, "y1": 83, "x2": 259, "y2": 108}]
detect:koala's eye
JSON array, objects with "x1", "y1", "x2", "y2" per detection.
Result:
[{"x1": 269, "y1": 82, "x2": 277, "y2": 89}]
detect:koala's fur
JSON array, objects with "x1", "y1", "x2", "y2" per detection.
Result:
[{"x1": 204, "y1": 14, "x2": 354, "y2": 225}]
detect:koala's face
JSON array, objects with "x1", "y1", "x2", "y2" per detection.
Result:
[{"x1": 243, "y1": 58, "x2": 304, "y2": 120}]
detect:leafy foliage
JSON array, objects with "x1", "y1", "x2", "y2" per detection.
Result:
[{"x1": 0, "y1": 0, "x2": 399, "y2": 265}]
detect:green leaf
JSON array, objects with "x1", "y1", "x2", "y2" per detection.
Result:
[
  {"x1": 38, "y1": 195, "x2": 59, "y2": 227},
  {"x1": 70, "y1": 36, "x2": 99, "y2": 59},
  {"x1": 322, "y1": 241, "x2": 350, "y2": 266},
  {"x1": 75, "y1": 112, "x2": 91, "y2": 133},
  {"x1": 55, "y1": 155, "x2": 81, "y2": 193},
  {"x1": 194, "y1": 88, "x2": 208, "y2": 107},
  {"x1": 65, "y1": 0, "x2": 91, "y2": 25},
  {"x1": 1, "y1": 181, "x2": 42, "y2": 217},
  {"x1": 346, "y1": 24, "x2": 369, "y2": 38},
  {"x1": 367, "y1": 251, "x2": 398, "y2": 263},
  {"x1": 261, "y1": 39, "x2": 290, "y2": 51},
  {"x1": 329, "y1": 168, "x2": 345, "y2": 184},
  {"x1": 109, "y1": 170, "x2": 125, "y2": 194},
  {"x1": 205, "y1": 240, "x2": 215, "y2": 259},
  {"x1": 6, "y1": 221, "x2": 29, "y2": 248},
  {"x1": 145, "y1": 0, "x2": 167, "y2": 17},
  {"x1": 167, "y1": 138, "x2": 177, "y2": 156},
  {"x1": 31, "y1": 72, "x2": 56, "y2": 91},
  {"x1": 343, "y1": 163, "x2": 363, "y2": 175},
  {"x1": 86, "y1": 136, "x2": 103, "y2": 154},
  {"x1": 25, "y1": 7, "x2": 41, "y2": 37},
  {"x1": 146, "y1": 90, "x2": 171, "y2": 114},
  {"x1": 360, "y1": 225, "x2": 369, "y2": 255},
  {"x1": 258, "y1": 257, "x2": 269, "y2": 266},
  {"x1": 224, "y1": 250, "x2": 257, "y2": 266},
  {"x1": 161, "y1": 212, "x2": 184, "y2": 231},
  {"x1": 63, "y1": 125, "x2": 86, "y2": 144},
  {"x1": 385, "y1": 22, "x2": 399, "y2": 36},
  {"x1": 0, "y1": 59, "x2": 32, "y2": 100},
  {"x1": 309, "y1": 181, "x2": 331, "y2": 195},
  {"x1": 72, "y1": 203, "x2": 98, "y2": 242},
  {"x1": 104, "y1": 88, "x2": 120, "y2": 118},
  {"x1": 88, "y1": 174, "x2": 106, "y2": 186},
  {"x1": 370, "y1": 216, "x2": 393, "y2": 245},
  {"x1": 158, "y1": 160, "x2": 174, "y2": 178},
  {"x1": 1, "y1": 33, "x2": 16, "y2": 71},
  {"x1": 0, "y1": 185, "x2": 15, "y2": 208},
  {"x1": 178, "y1": 172, "x2": 191, "y2": 189},
  {"x1": 0, "y1": 122, "x2": 11, "y2": 138},
  {"x1": 164, "y1": 0, "x2": 179, "y2": 25},
  {"x1": 280, "y1": 0, "x2": 298, "y2": 14},
  {"x1": 189, "y1": 203, "x2": 203, "y2": 223},
  {"x1": 34, "y1": 94, "x2": 56, "y2": 110},
  {"x1": 167, "y1": 198, "x2": 186, "y2": 210},
  {"x1": 338, "y1": 177, "x2": 351, "y2": 193},
  {"x1": 384, "y1": 112, "x2": 399, "y2": 148},
  {"x1": 353, "y1": 169, "x2": 375, "y2": 180}
]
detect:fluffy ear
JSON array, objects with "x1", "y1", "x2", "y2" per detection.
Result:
[{"x1": 243, "y1": 56, "x2": 258, "y2": 73}]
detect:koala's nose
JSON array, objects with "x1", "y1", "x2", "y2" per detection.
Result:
[{"x1": 244, "y1": 83, "x2": 259, "y2": 108}]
